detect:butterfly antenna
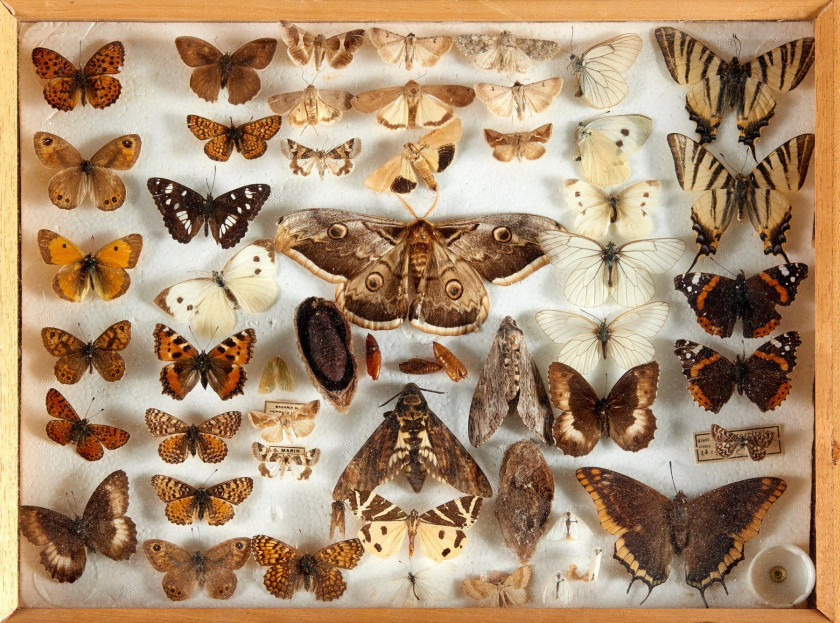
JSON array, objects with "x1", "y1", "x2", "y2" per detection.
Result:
[
  {"x1": 732, "y1": 33, "x2": 742, "y2": 58},
  {"x1": 686, "y1": 250, "x2": 703, "y2": 272},
  {"x1": 708, "y1": 255, "x2": 736, "y2": 278},
  {"x1": 200, "y1": 468, "x2": 219, "y2": 488},
  {"x1": 420, "y1": 192, "x2": 439, "y2": 219},
  {"x1": 394, "y1": 194, "x2": 420, "y2": 219},
  {"x1": 668, "y1": 461, "x2": 678, "y2": 495}
]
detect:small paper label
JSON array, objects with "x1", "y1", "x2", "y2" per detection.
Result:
[
  {"x1": 694, "y1": 425, "x2": 782, "y2": 463},
  {"x1": 263, "y1": 445, "x2": 307, "y2": 458},
  {"x1": 264, "y1": 400, "x2": 307, "y2": 416}
]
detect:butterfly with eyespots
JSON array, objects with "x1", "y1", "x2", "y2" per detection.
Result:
[
  {"x1": 34, "y1": 132, "x2": 141, "y2": 211},
  {"x1": 41, "y1": 320, "x2": 131, "y2": 384},
  {"x1": 143, "y1": 538, "x2": 251, "y2": 601},
  {"x1": 20, "y1": 470, "x2": 137, "y2": 583}
]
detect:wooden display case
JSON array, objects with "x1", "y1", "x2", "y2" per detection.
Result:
[{"x1": 0, "y1": 1, "x2": 837, "y2": 621}]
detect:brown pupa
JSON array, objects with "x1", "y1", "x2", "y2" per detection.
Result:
[
  {"x1": 295, "y1": 297, "x2": 357, "y2": 413},
  {"x1": 495, "y1": 440, "x2": 554, "y2": 563}
]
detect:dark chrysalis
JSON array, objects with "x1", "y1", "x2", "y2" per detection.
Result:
[
  {"x1": 495, "y1": 440, "x2": 554, "y2": 563},
  {"x1": 295, "y1": 297, "x2": 358, "y2": 413},
  {"x1": 469, "y1": 316, "x2": 553, "y2": 447}
]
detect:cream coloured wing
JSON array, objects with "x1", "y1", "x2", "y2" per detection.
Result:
[
  {"x1": 605, "y1": 301, "x2": 669, "y2": 370},
  {"x1": 535, "y1": 310, "x2": 602, "y2": 374},
  {"x1": 220, "y1": 240, "x2": 278, "y2": 314},
  {"x1": 575, "y1": 34, "x2": 642, "y2": 108}
]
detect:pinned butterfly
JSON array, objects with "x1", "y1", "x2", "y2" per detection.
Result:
[
  {"x1": 32, "y1": 41, "x2": 125, "y2": 110},
  {"x1": 34, "y1": 132, "x2": 142, "y2": 211},
  {"x1": 145, "y1": 409, "x2": 242, "y2": 464}
]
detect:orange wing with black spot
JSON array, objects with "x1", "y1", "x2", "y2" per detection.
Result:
[
  {"x1": 205, "y1": 330, "x2": 257, "y2": 400},
  {"x1": 684, "y1": 477, "x2": 786, "y2": 605},
  {"x1": 251, "y1": 535, "x2": 304, "y2": 599},
  {"x1": 576, "y1": 467, "x2": 675, "y2": 602}
]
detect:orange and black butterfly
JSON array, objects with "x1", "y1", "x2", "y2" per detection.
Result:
[
  {"x1": 41, "y1": 321, "x2": 131, "y2": 384},
  {"x1": 144, "y1": 409, "x2": 242, "y2": 464},
  {"x1": 150, "y1": 475, "x2": 253, "y2": 526},
  {"x1": 31, "y1": 41, "x2": 125, "y2": 111},
  {"x1": 45, "y1": 388, "x2": 129, "y2": 461},
  {"x1": 175, "y1": 37, "x2": 277, "y2": 105},
  {"x1": 20, "y1": 470, "x2": 137, "y2": 583},
  {"x1": 186, "y1": 115, "x2": 282, "y2": 162},
  {"x1": 251, "y1": 535, "x2": 365, "y2": 601},
  {"x1": 152, "y1": 324, "x2": 256, "y2": 400},
  {"x1": 38, "y1": 229, "x2": 143, "y2": 302}
]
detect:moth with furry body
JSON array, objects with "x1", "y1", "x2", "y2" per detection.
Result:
[
  {"x1": 469, "y1": 316, "x2": 553, "y2": 447},
  {"x1": 496, "y1": 440, "x2": 554, "y2": 563},
  {"x1": 333, "y1": 383, "x2": 493, "y2": 505},
  {"x1": 351, "y1": 80, "x2": 475, "y2": 130},
  {"x1": 274, "y1": 206, "x2": 566, "y2": 336}
]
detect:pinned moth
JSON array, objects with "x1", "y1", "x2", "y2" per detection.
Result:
[
  {"x1": 469, "y1": 316, "x2": 553, "y2": 446},
  {"x1": 474, "y1": 78, "x2": 563, "y2": 120},
  {"x1": 268, "y1": 84, "x2": 354, "y2": 129},
  {"x1": 274, "y1": 199, "x2": 565, "y2": 336},
  {"x1": 455, "y1": 30, "x2": 560, "y2": 72},
  {"x1": 258, "y1": 356, "x2": 295, "y2": 394},
  {"x1": 484, "y1": 124, "x2": 552, "y2": 162},
  {"x1": 711, "y1": 424, "x2": 775, "y2": 462},
  {"x1": 366, "y1": 119, "x2": 461, "y2": 194},
  {"x1": 352, "y1": 80, "x2": 475, "y2": 130},
  {"x1": 346, "y1": 489, "x2": 482, "y2": 561},
  {"x1": 495, "y1": 441, "x2": 554, "y2": 562},
  {"x1": 462, "y1": 565, "x2": 533, "y2": 607},
  {"x1": 281, "y1": 138, "x2": 361, "y2": 179},
  {"x1": 248, "y1": 399, "x2": 320, "y2": 444},
  {"x1": 279, "y1": 22, "x2": 365, "y2": 70},
  {"x1": 252, "y1": 443, "x2": 321, "y2": 480},
  {"x1": 369, "y1": 28, "x2": 453, "y2": 69},
  {"x1": 333, "y1": 383, "x2": 493, "y2": 505},
  {"x1": 295, "y1": 297, "x2": 358, "y2": 413}
]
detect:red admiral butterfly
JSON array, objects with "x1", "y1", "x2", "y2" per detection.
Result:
[
  {"x1": 674, "y1": 332, "x2": 800, "y2": 413},
  {"x1": 675, "y1": 264, "x2": 808, "y2": 338}
]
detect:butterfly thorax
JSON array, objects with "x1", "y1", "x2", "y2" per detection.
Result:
[
  {"x1": 730, "y1": 175, "x2": 754, "y2": 221},
  {"x1": 594, "y1": 398, "x2": 611, "y2": 436},
  {"x1": 191, "y1": 550, "x2": 208, "y2": 580},
  {"x1": 80, "y1": 159, "x2": 95, "y2": 176},
  {"x1": 404, "y1": 142, "x2": 425, "y2": 161},
  {"x1": 80, "y1": 340, "x2": 97, "y2": 370},
  {"x1": 218, "y1": 54, "x2": 233, "y2": 87},
  {"x1": 732, "y1": 272, "x2": 749, "y2": 318},
  {"x1": 669, "y1": 492, "x2": 690, "y2": 553},
  {"x1": 228, "y1": 125, "x2": 244, "y2": 151},
  {"x1": 194, "y1": 488, "x2": 210, "y2": 519},
  {"x1": 608, "y1": 196, "x2": 620, "y2": 223},
  {"x1": 70, "y1": 514, "x2": 97, "y2": 552},
  {"x1": 202, "y1": 194, "x2": 216, "y2": 236},
  {"x1": 603, "y1": 242, "x2": 619, "y2": 286},
  {"x1": 394, "y1": 386, "x2": 432, "y2": 492},
  {"x1": 719, "y1": 57, "x2": 750, "y2": 108},
  {"x1": 733, "y1": 355, "x2": 750, "y2": 395},
  {"x1": 299, "y1": 554, "x2": 317, "y2": 590},
  {"x1": 191, "y1": 352, "x2": 214, "y2": 388},
  {"x1": 596, "y1": 321, "x2": 611, "y2": 359},
  {"x1": 70, "y1": 419, "x2": 92, "y2": 443},
  {"x1": 186, "y1": 425, "x2": 200, "y2": 456},
  {"x1": 212, "y1": 271, "x2": 239, "y2": 308}
]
